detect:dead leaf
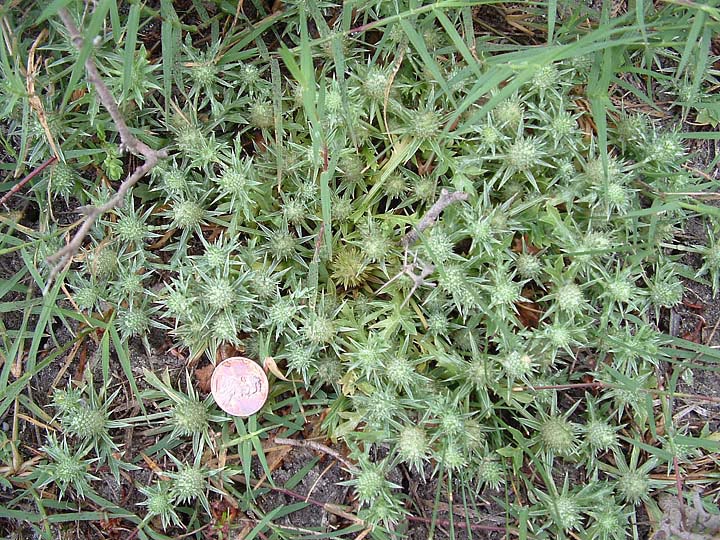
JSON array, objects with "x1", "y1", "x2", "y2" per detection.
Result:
[
  {"x1": 195, "y1": 363, "x2": 214, "y2": 394},
  {"x1": 511, "y1": 234, "x2": 541, "y2": 255},
  {"x1": 263, "y1": 356, "x2": 289, "y2": 381}
]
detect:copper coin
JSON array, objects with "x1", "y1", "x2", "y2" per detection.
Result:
[{"x1": 211, "y1": 356, "x2": 269, "y2": 417}]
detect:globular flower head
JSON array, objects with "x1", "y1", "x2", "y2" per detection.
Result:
[
  {"x1": 331, "y1": 246, "x2": 368, "y2": 288},
  {"x1": 303, "y1": 314, "x2": 336, "y2": 345},
  {"x1": 116, "y1": 306, "x2": 151, "y2": 339},
  {"x1": 515, "y1": 252, "x2": 543, "y2": 280},
  {"x1": 385, "y1": 174, "x2": 407, "y2": 198},
  {"x1": 282, "y1": 197, "x2": 306, "y2": 226},
  {"x1": 363, "y1": 68, "x2": 389, "y2": 100},
  {"x1": 530, "y1": 64, "x2": 559, "y2": 94},
  {"x1": 171, "y1": 199, "x2": 205, "y2": 229},
  {"x1": 354, "y1": 462, "x2": 386, "y2": 504},
  {"x1": 413, "y1": 177, "x2": 436, "y2": 201},
  {"x1": 494, "y1": 98, "x2": 524, "y2": 129},
  {"x1": 267, "y1": 229, "x2": 298, "y2": 262},
  {"x1": 552, "y1": 281, "x2": 586, "y2": 315},
  {"x1": 250, "y1": 101, "x2": 275, "y2": 129},
  {"x1": 396, "y1": 425, "x2": 429, "y2": 471},
  {"x1": 476, "y1": 454, "x2": 505, "y2": 490},
  {"x1": 426, "y1": 310, "x2": 450, "y2": 336},
  {"x1": 647, "y1": 131, "x2": 685, "y2": 165},
  {"x1": 160, "y1": 163, "x2": 189, "y2": 196},
  {"x1": 356, "y1": 387, "x2": 401, "y2": 429},
  {"x1": 435, "y1": 440, "x2": 467, "y2": 471},
  {"x1": 238, "y1": 63, "x2": 261, "y2": 86},
  {"x1": 408, "y1": 109, "x2": 442, "y2": 139},
  {"x1": 87, "y1": 247, "x2": 118, "y2": 279},
  {"x1": 203, "y1": 277, "x2": 236, "y2": 311},
  {"x1": 550, "y1": 494, "x2": 582, "y2": 531},
  {"x1": 617, "y1": 469, "x2": 651, "y2": 505},
  {"x1": 170, "y1": 463, "x2": 207, "y2": 505},
  {"x1": 585, "y1": 419, "x2": 618, "y2": 453},
  {"x1": 422, "y1": 227, "x2": 455, "y2": 263},
  {"x1": 505, "y1": 136, "x2": 543, "y2": 173},
  {"x1": 173, "y1": 397, "x2": 209, "y2": 438},
  {"x1": 538, "y1": 416, "x2": 579, "y2": 457},
  {"x1": 648, "y1": 271, "x2": 683, "y2": 311},
  {"x1": 73, "y1": 281, "x2": 102, "y2": 311},
  {"x1": 189, "y1": 61, "x2": 218, "y2": 89},
  {"x1": 66, "y1": 406, "x2": 108, "y2": 440},
  {"x1": 501, "y1": 350, "x2": 534, "y2": 380},
  {"x1": 175, "y1": 124, "x2": 205, "y2": 154},
  {"x1": 384, "y1": 355, "x2": 417, "y2": 390},
  {"x1": 48, "y1": 162, "x2": 76, "y2": 198}
]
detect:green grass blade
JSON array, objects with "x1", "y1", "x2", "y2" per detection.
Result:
[
  {"x1": 122, "y1": 2, "x2": 141, "y2": 103},
  {"x1": 60, "y1": 0, "x2": 114, "y2": 111}
]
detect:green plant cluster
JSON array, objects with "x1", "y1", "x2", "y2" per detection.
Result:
[{"x1": 2, "y1": 1, "x2": 720, "y2": 539}]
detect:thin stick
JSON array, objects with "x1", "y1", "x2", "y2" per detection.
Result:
[
  {"x1": 45, "y1": 9, "x2": 168, "y2": 290},
  {"x1": 401, "y1": 188, "x2": 468, "y2": 247},
  {"x1": 274, "y1": 436, "x2": 359, "y2": 473},
  {"x1": 0, "y1": 156, "x2": 57, "y2": 206}
]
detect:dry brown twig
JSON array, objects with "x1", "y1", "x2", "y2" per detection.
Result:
[
  {"x1": 44, "y1": 8, "x2": 168, "y2": 292},
  {"x1": 377, "y1": 188, "x2": 467, "y2": 306},
  {"x1": 401, "y1": 188, "x2": 468, "y2": 248}
]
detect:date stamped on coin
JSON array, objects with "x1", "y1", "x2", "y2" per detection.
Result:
[{"x1": 211, "y1": 357, "x2": 269, "y2": 417}]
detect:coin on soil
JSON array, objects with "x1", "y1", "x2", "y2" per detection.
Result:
[{"x1": 211, "y1": 356, "x2": 269, "y2": 417}]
